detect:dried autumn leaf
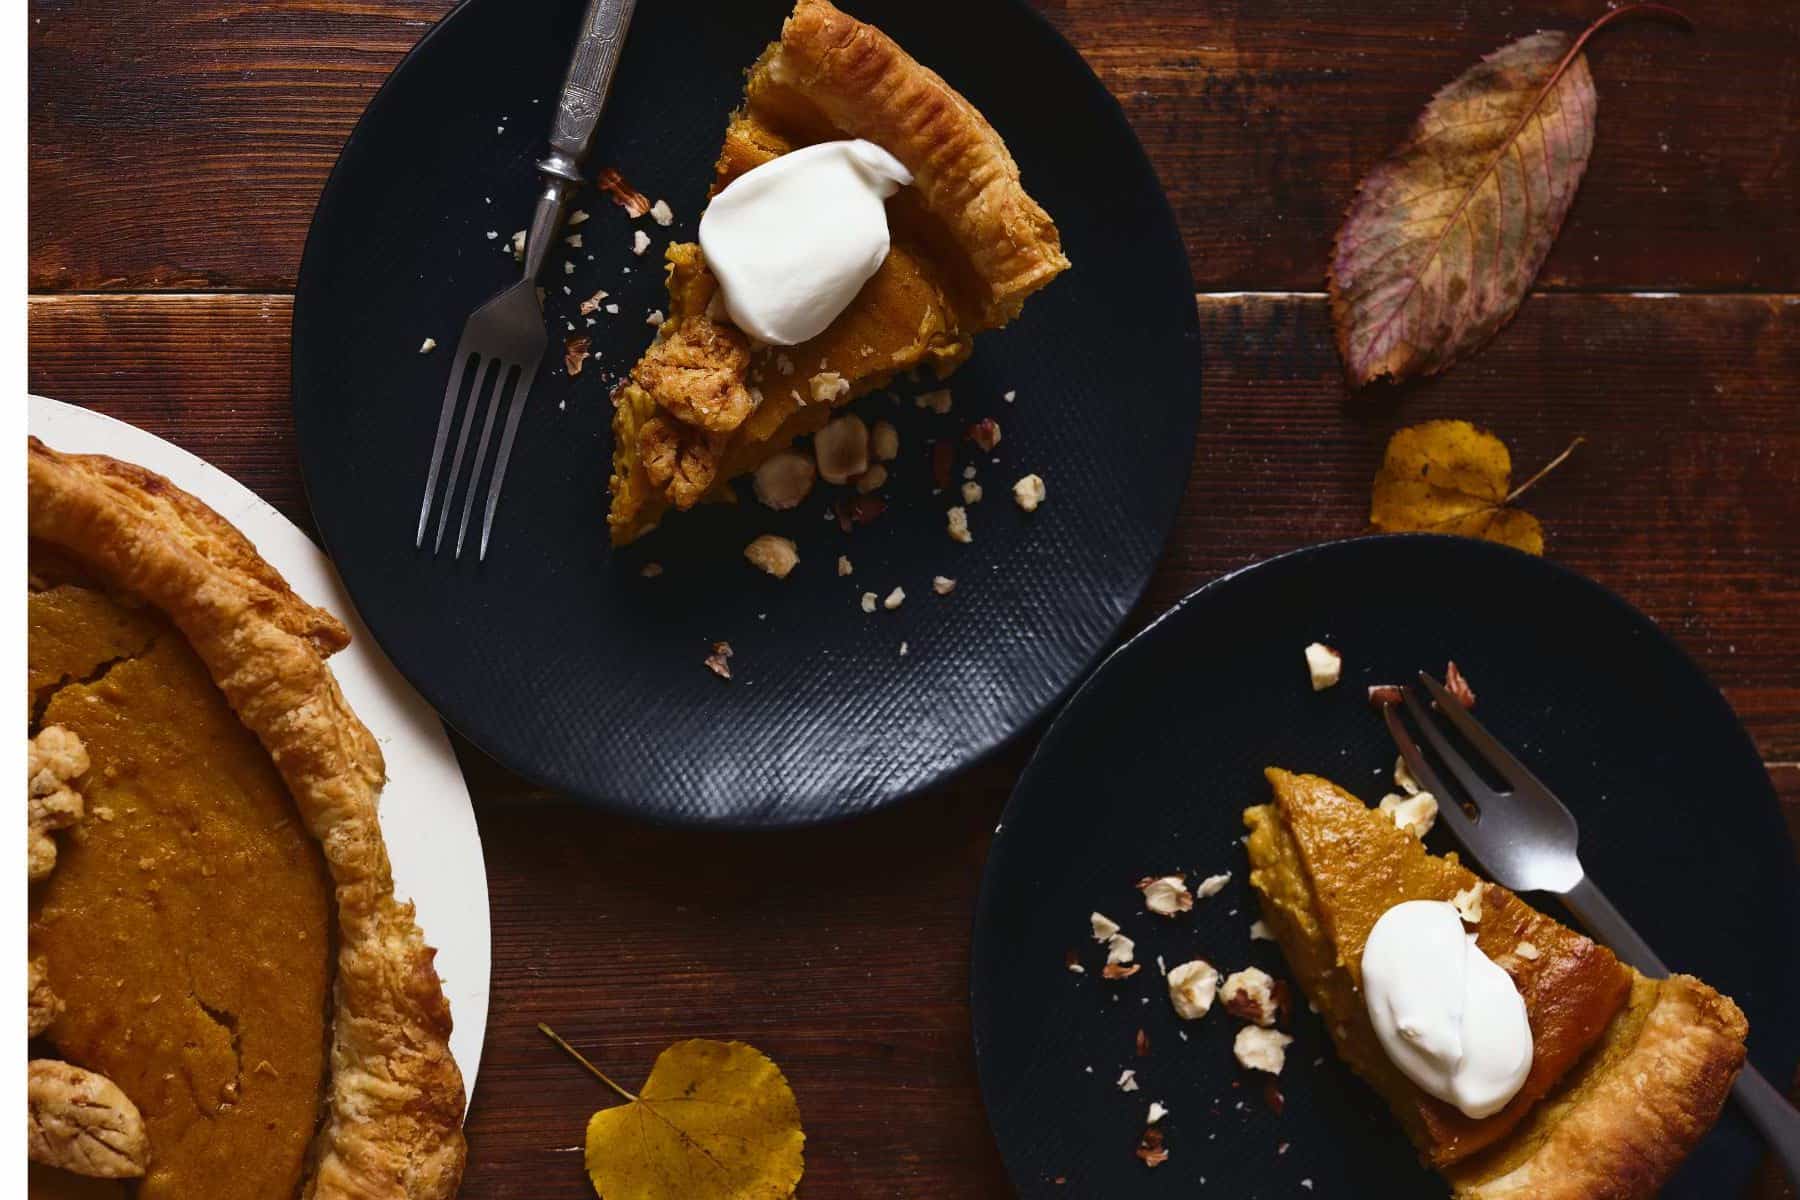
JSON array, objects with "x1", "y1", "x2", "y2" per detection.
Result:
[
  {"x1": 545, "y1": 1028, "x2": 804, "y2": 1200},
  {"x1": 1369, "y1": 420, "x2": 1582, "y2": 555},
  {"x1": 1330, "y1": 5, "x2": 1690, "y2": 386}
]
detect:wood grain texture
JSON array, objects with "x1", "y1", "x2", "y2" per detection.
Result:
[{"x1": 27, "y1": 0, "x2": 1800, "y2": 293}]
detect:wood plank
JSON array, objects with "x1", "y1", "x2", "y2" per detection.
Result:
[
  {"x1": 27, "y1": 0, "x2": 1800, "y2": 293},
  {"x1": 29, "y1": 289, "x2": 1800, "y2": 763}
]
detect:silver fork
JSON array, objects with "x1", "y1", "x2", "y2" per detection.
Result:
[
  {"x1": 1384, "y1": 672, "x2": 1800, "y2": 1186},
  {"x1": 415, "y1": 0, "x2": 639, "y2": 561}
]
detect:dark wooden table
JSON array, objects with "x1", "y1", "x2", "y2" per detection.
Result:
[{"x1": 28, "y1": 1, "x2": 1799, "y2": 1196}]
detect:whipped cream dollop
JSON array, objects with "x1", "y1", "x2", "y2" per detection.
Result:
[
  {"x1": 698, "y1": 139, "x2": 912, "y2": 346},
  {"x1": 1361, "y1": 900, "x2": 1533, "y2": 1119}
]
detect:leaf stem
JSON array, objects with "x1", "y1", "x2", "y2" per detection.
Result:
[
  {"x1": 539, "y1": 1023, "x2": 639, "y2": 1103},
  {"x1": 1507, "y1": 436, "x2": 1586, "y2": 503}
]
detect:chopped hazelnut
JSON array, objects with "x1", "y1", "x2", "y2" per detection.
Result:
[
  {"x1": 1138, "y1": 875, "x2": 1193, "y2": 917},
  {"x1": 1146, "y1": 1101, "x2": 1168, "y2": 1125},
  {"x1": 870, "y1": 419, "x2": 899, "y2": 461},
  {"x1": 1117, "y1": 1069, "x2": 1139, "y2": 1093},
  {"x1": 837, "y1": 556, "x2": 854, "y2": 577},
  {"x1": 1135, "y1": 1127, "x2": 1168, "y2": 1168},
  {"x1": 1167, "y1": 960, "x2": 1220, "y2": 1020},
  {"x1": 1378, "y1": 791, "x2": 1439, "y2": 838},
  {"x1": 1090, "y1": 912, "x2": 1121, "y2": 941},
  {"x1": 649, "y1": 198, "x2": 674, "y2": 226},
  {"x1": 967, "y1": 417, "x2": 1002, "y2": 452},
  {"x1": 932, "y1": 576, "x2": 956, "y2": 595},
  {"x1": 946, "y1": 506, "x2": 972, "y2": 544},
  {"x1": 1452, "y1": 884, "x2": 1484, "y2": 924},
  {"x1": 1516, "y1": 941, "x2": 1541, "y2": 960},
  {"x1": 810, "y1": 371, "x2": 851, "y2": 405},
  {"x1": 703, "y1": 641, "x2": 734, "y2": 680},
  {"x1": 814, "y1": 414, "x2": 870, "y2": 485},
  {"x1": 883, "y1": 587, "x2": 906, "y2": 611},
  {"x1": 1221, "y1": 967, "x2": 1281, "y2": 1027},
  {"x1": 961, "y1": 481, "x2": 984, "y2": 505},
  {"x1": 752, "y1": 450, "x2": 817, "y2": 511},
  {"x1": 418, "y1": 337, "x2": 437, "y2": 354},
  {"x1": 1233, "y1": 1026, "x2": 1294, "y2": 1075},
  {"x1": 632, "y1": 229, "x2": 651, "y2": 255},
  {"x1": 1012, "y1": 473, "x2": 1046, "y2": 512},
  {"x1": 1106, "y1": 934, "x2": 1136, "y2": 967},
  {"x1": 1394, "y1": 755, "x2": 1423, "y2": 795},
  {"x1": 860, "y1": 592, "x2": 878, "y2": 614},
  {"x1": 1194, "y1": 872, "x2": 1230, "y2": 899},
  {"x1": 744, "y1": 535, "x2": 799, "y2": 579},
  {"x1": 1250, "y1": 919, "x2": 1274, "y2": 941},
  {"x1": 1304, "y1": 642, "x2": 1342, "y2": 691}
]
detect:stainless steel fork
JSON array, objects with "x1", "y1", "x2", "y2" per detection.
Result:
[
  {"x1": 1384, "y1": 672, "x2": 1800, "y2": 1186},
  {"x1": 415, "y1": 0, "x2": 639, "y2": 561}
]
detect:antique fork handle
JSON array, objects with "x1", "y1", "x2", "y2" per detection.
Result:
[
  {"x1": 522, "y1": 0, "x2": 639, "y2": 282},
  {"x1": 1564, "y1": 875, "x2": 1800, "y2": 1187}
]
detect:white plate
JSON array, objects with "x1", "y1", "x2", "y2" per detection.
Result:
[{"x1": 29, "y1": 396, "x2": 490, "y2": 1097}]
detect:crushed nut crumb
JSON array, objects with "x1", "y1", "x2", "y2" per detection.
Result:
[
  {"x1": 1221, "y1": 967, "x2": 1281, "y2": 1027},
  {"x1": 649, "y1": 198, "x2": 674, "y2": 226},
  {"x1": 1305, "y1": 642, "x2": 1342, "y2": 691},
  {"x1": 860, "y1": 592, "x2": 878, "y2": 614},
  {"x1": 1515, "y1": 940, "x2": 1541, "y2": 960},
  {"x1": 932, "y1": 576, "x2": 956, "y2": 595},
  {"x1": 961, "y1": 481, "x2": 984, "y2": 505},
  {"x1": 704, "y1": 641, "x2": 734, "y2": 680},
  {"x1": 1378, "y1": 790, "x2": 1439, "y2": 838},
  {"x1": 1167, "y1": 960, "x2": 1220, "y2": 1020},
  {"x1": 632, "y1": 229, "x2": 651, "y2": 255},
  {"x1": 1452, "y1": 884, "x2": 1484, "y2": 924},
  {"x1": 640, "y1": 562, "x2": 663, "y2": 578},
  {"x1": 1012, "y1": 473, "x2": 1046, "y2": 512},
  {"x1": 1138, "y1": 874, "x2": 1194, "y2": 916},
  {"x1": 967, "y1": 417, "x2": 1003, "y2": 452},
  {"x1": 418, "y1": 337, "x2": 437, "y2": 354},
  {"x1": 837, "y1": 556, "x2": 853, "y2": 577},
  {"x1": 744, "y1": 535, "x2": 800, "y2": 579},
  {"x1": 1233, "y1": 1026, "x2": 1294, "y2": 1075},
  {"x1": 1194, "y1": 872, "x2": 1231, "y2": 900},
  {"x1": 883, "y1": 587, "x2": 906, "y2": 610},
  {"x1": 947, "y1": 506, "x2": 972, "y2": 543}
]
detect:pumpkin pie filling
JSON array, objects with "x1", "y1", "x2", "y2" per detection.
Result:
[
  {"x1": 1245, "y1": 767, "x2": 1749, "y2": 1198},
  {"x1": 29, "y1": 550, "x2": 334, "y2": 1200}
]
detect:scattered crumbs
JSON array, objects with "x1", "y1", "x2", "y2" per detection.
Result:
[
  {"x1": 883, "y1": 586, "x2": 906, "y2": 610},
  {"x1": 947, "y1": 506, "x2": 972, "y2": 543},
  {"x1": 646, "y1": 308, "x2": 665, "y2": 326},
  {"x1": 932, "y1": 575, "x2": 956, "y2": 595},
  {"x1": 485, "y1": 230, "x2": 499, "y2": 240},
  {"x1": 1013, "y1": 473, "x2": 1046, "y2": 512},
  {"x1": 1250, "y1": 919, "x2": 1274, "y2": 941},
  {"x1": 649, "y1": 198, "x2": 674, "y2": 226},
  {"x1": 837, "y1": 556, "x2": 854, "y2": 577},
  {"x1": 564, "y1": 233, "x2": 583, "y2": 249},
  {"x1": 1147, "y1": 1101, "x2": 1168, "y2": 1124},
  {"x1": 1194, "y1": 872, "x2": 1231, "y2": 899},
  {"x1": 418, "y1": 337, "x2": 437, "y2": 354},
  {"x1": 632, "y1": 229, "x2": 651, "y2": 255},
  {"x1": 605, "y1": 303, "x2": 620, "y2": 314},
  {"x1": 703, "y1": 641, "x2": 734, "y2": 680},
  {"x1": 580, "y1": 290, "x2": 609, "y2": 315},
  {"x1": 860, "y1": 592, "x2": 878, "y2": 614},
  {"x1": 961, "y1": 481, "x2": 983, "y2": 505},
  {"x1": 1117, "y1": 1069, "x2": 1139, "y2": 1093},
  {"x1": 568, "y1": 209, "x2": 590, "y2": 226},
  {"x1": 563, "y1": 260, "x2": 575, "y2": 275},
  {"x1": 1003, "y1": 389, "x2": 1017, "y2": 403}
]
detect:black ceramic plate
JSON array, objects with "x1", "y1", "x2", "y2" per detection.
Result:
[
  {"x1": 973, "y1": 535, "x2": 1800, "y2": 1198},
  {"x1": 292, "y1": 0, "x2": 1200, "y2": 826}
]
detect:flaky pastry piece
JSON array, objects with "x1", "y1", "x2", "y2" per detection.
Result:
[
  {"x1": 28, "y1": 1058, "x2": 149, "y2": 1179},
  {"x1": 1448, "y1": 973, "x2": 1748, "y2": 1199},
  {"x1": 28, "y1": 438, "x2": 466, "y2": 1199}
]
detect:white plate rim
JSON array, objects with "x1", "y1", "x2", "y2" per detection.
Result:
[{"x1": 28, "y1": 396, "x2": 490, "y2": 1096}]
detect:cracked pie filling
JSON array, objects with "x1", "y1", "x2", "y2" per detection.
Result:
[{"x1": 29, "y1": 545, "x2": 335, "y2": 1199}]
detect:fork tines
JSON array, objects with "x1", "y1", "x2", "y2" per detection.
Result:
[{"x1": 416, "y1": 349, "x2": 527, "y2": 561}]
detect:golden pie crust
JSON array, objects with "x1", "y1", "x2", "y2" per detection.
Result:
[
  {"x1": 1246, "y1": 768, "x2": 1747, "y2": 1199},
  {"x1": 27, "y1": 438, "x2": 466, "y2": 1199},
  {"x1": 607, "y1": 0, "x2": 1069, "y2": 543}
]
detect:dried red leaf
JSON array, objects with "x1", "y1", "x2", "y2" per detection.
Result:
[
  {"x1": 596, "y1": 166, "x2": 651, "y2": 218},
  {"x1": 930, "y1": 440, "x2": 956, "y2": 490},
  {"x1": 564, "y1": 335, "x2": 591, "y2": 377},
  {"x1": 1135, "y1": 1128, "x2": 1169, "y2": 1168},
  {"x1": 1329, "y1": 5, "x2": 1690, "y2": 386},
  {"x1": 1445, "y1": 660, "x2": 1478, "y2": 709}
]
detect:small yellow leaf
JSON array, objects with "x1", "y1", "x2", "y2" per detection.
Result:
[
  {"x1": 582, "y1": 1039, "x2": 804, "y2": 1200},
  {"x1": 1370, "y1": 420, "x2": 1581, "y2": 555}
]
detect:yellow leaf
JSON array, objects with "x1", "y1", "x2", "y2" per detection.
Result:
[
  {"x1": 563, "y1": 1034, "x2": 804, "y2": 1200},
  {"x1": 1370, "y1": 420, "x2": 1582, "y2": 555}
]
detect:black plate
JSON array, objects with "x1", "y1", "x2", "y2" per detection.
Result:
[
  {"x1": 292, "y1": 0, "x2": 1200, "y2": 826},
  {"x1": 973, "y1": 535, "x2": 1800, "y2": 1197}
]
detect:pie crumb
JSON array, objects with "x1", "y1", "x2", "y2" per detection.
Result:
[
  {"x1": 932, "y1": 576, "x2": 956, "y2": 595},
  {"x1": 1194, "y1": 871, "x2": 1230, "y2": 899},
  {"x1": 1012, "y1": 473, "x2": 1046, "y2": 512},
  {"x1": 1304, "y1": 641, "x2": 1342, "y2": 690}
]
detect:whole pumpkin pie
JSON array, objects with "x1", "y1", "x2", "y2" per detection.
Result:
[
  {"x1": 1245, "y1": 767, "x2": 1747, "y2": 1199},
  {"x1": 607, "y1": 0, "x2": 1069, "y2": 544},
  {"x1": 26, "y1": 438, "x2": 466, "y2": 1199}
]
